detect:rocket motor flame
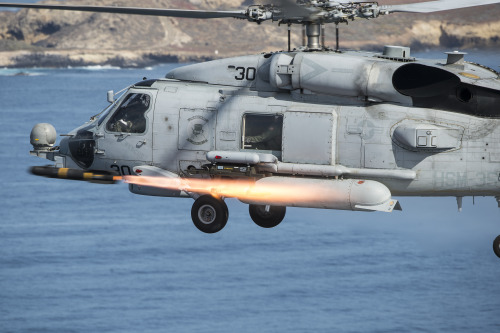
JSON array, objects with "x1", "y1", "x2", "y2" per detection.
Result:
[{"x1": 123, "y1": 175, "x2": 327, "y2": 205}]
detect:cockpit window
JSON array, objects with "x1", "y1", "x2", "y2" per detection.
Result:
[
  {"x1": 106, "y1": 93, "x2": 150, "y2": 133},
  {"x1": 242, "y1": 114, "x2": 283, "y2": 151}
]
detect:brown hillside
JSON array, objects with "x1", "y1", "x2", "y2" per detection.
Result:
[{"x1": 0, "y1": 0, "x2": 498, "y2": 67}]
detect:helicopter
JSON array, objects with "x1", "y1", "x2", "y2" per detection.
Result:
[{"x1": 1, "y1": 0, "x2": 500, "y2": 258}]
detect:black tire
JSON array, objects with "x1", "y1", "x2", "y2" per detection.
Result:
[
  {"x1": 191, "y1": 195, "x2": 228, "y2": 234},
  {"x1": 493, "y1": 235, "x2": 500, "y2": 259},
  {"x1": 249, "y1": 204, "x2": 286, "y2": 228}
]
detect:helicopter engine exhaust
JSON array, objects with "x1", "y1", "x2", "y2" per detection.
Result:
[{"x1": 123, "y1": 175, "x2": 400, "y2": 213}]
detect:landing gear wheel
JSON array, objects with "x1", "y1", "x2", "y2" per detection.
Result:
[
  {"x1": 249, "y1": 204, "x2": 286, "y2": 228},
  {"x1": 493, "y1": 235, "x2": 500, "y2": 259},
  {"x1": 191, "y1": 195, "x2": 228, "y2": 234}
]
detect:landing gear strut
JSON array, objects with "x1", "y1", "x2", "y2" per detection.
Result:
[
  {"x1": 249, "y1": 204, "x2": 286, "y2": 228},
  {"x1": 191, "y1": 195, "x2": 228, "y2": 233},
  {"x1": 493, "y1": 235, "x2": 500, "y2": 259}
]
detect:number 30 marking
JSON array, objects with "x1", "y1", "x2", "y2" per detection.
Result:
[
  {"x1": 111, "y1": 164, "x2": 132, "y2": 176},
  {"x1": 234, "y1": 67, "x2": 256, "y2": 81}
]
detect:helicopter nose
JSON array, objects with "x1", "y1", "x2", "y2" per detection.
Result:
[{"x1": 30, "y1": 122, "x2": 96, "y2": 170}]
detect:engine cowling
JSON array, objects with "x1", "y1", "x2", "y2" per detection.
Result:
[{"x1": 268, "y1": 52, "x2": 411, "y2": 104}]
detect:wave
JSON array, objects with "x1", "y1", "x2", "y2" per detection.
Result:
[
  {"x1": 66, "y1": 65, "x2": 122, "y2": 70},
  {"x1": 0, "y1": 68, "x2": 45, "y2": 76}
]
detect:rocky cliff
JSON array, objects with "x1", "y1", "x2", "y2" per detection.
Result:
[{"x1": 0, "y1": 0, "x2": 498, "y2": 67}]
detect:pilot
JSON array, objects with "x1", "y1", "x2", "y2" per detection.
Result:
[
  {"x1": 124, "y1": 94, "x2": 149, "y2": 133},
  {"x1": 245, "y1": 119, "x2": 282, "y2": 150},
  {"x1": 108, "y1": 94, "x2": 149, "y2": 133}
]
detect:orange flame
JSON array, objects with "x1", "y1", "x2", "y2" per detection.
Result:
[{"x1": 122, "y1": 175, "x2": 326, "y2": 205}]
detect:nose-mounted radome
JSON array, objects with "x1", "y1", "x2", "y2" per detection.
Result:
[{"x1": 30, "y1": 123, "x2": 57, "y2": 150}]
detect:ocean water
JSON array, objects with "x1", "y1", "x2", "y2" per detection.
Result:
[{"x1": 1, "y1": 52, "x2": 500, "y2": 333}]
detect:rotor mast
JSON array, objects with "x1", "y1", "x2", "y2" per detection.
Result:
[
  {"x1": 305, "y1": 22, "x2": 322, "y2": 50},
  {"x1": 303, "y1": 22, "x2": 334, "y2": 51}
]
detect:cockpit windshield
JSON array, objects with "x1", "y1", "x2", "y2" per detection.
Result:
[
  {"x1": 97, "y1": 102, "x2": 117, "y2": 127},
  {"x1": 106, "y1": 93, "x2": 151, "y2": 133}
]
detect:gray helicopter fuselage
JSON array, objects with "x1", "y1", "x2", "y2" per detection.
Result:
[{"x1": 51, "y1": 49, "x2": 500, "y2": 199}]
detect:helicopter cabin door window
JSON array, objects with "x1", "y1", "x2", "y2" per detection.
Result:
[
  {"x1": 242, "y1": 114, "x2": 283, "y2": 154},
  {"x1": 106, "y1": 93, "x2": 151, "y2": 133}
]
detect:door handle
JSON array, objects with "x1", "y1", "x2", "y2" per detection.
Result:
[{"x1": 115, "y1": 133, "x2": 131, "y2": 139}]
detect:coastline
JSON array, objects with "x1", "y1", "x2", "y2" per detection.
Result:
[
  {"x1": 1, "y1": 46, "x2": 498, "y2": 69},
  {"x1": 0, "y1": 49, "x2": 220, "y2": 68}
]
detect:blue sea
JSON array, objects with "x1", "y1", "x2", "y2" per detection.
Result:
[{"x1": 1, "y1": 51, "x2": 499, "y2": 333}]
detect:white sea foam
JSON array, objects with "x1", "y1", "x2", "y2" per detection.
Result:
[
  {"x1": 66, "y1": 65, "x2": 122, "y2": 70},
  {"x1": 0, "y1": 68, "x2": 45, "y2": 76}
]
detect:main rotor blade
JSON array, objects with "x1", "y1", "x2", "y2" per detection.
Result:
[
  {"x1": 387, "y1": 0, "x2": 500, "y2": 13},
  {"x1": 0, "y1": 3, "x2": 248, "y2": 19}
]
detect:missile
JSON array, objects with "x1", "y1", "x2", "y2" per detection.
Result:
[
  {"x1": 239, "y1": 177, "x2": 401, "y2": 212},
  {"x1": 30, "y1": 166, "x2": 121, "y2": 184},
  {"x1": 124, "y1": 173, "x2": 400, "y2": 213}
]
